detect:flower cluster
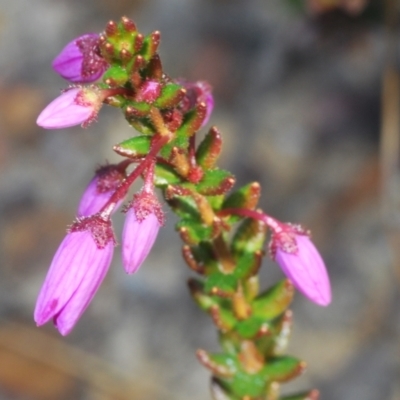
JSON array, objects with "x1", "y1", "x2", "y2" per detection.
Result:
[
  {"x1": 35, "y1": 17, "x2": 331, "y2": 363},
  {"x1": 34, "y1": 159, "x2": 164, "y2": 335}
]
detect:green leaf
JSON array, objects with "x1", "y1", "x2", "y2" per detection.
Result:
[
  {"x1": 196, "y1": 127, "x2": 222, "y2": 169},
  {"x1": 235, "y1": 318, "x2": 264, "y2": 339},
  {"x1": 223, "y1": 182, "x2": 261, "y2": 212},
  {"x1": 125, "y1": 101, "x2": 152, "y2": 118},
  {"x1": 154, "y1": 83, "x2": 185, "y2": 109},
  {"x1": 261, "y1": 356, "x2": 304, "y2": 383},
  {"x1": 140, "y1": 31, "x2": 160, "y2": 62},
  {"x1": 211, "y1": 305, "x2": 237, "y2": 332},
  {"x1": 234, "y1": 252, "x2": 262, "y2": 280},
  {"x1": 207, "y1": 195, "x2": 225, "y2": 210},
  {"x1": 176, "y1": 104, "x2": 206, "y2": 137},
  {"x1": 113, "y1": 135, "x2": 151, "y2": 158},
  {"x1": 159, "y1": 135, "x2": 189, "y2": 159},
  {"x1": 230, "y1": 370, "x2": 267, "y2": 397},
  {"x1": 198, "y1": 351, "x2": 238, "y2": 377},
  {"x1": 102, "y1": 65, "x2": 129, "y2": 86},
  {"x1": 168, "y1": 195, "x2": 199, "y2": 220},
  {"x1": 204, "y1": 272, "x2": 238, "y2": 297},
  {"x1": 176, "y1": 218, "x2": 214, "y2": 244},
  {"x1": 252, "y1": 280, "x2": 294, "y2": 320},
  {"x1": 231, "y1": 219, "x2": 267, "y2": 256},
  {"x1": 190, "y1": 242, "x2": 219, "y2": 273},
  {"x1": 154, "y1": 163, "x2": 182, "y2": 187},
  {"x1": 196, "y1": 169, "x2": 235, "y2": 196}
]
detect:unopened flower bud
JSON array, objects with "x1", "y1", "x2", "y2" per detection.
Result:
[
  {"x1": 37, "y1": 87, "x2": 103, "y2": 129},
  {"x1": 135, "y1": 80, "x2": 161, "y2": 103},
  {"x1": 34, "y1": 216, "x2": 116, "y2": 335},
  {"x1": 78, "y1": 164, "x2": 126, "y2": 217},
  {"x1": 270, "y1": 225, "x2": 331, "y2": 306},
  {"x1": 122, "y1": 192, "x2": 164, "y2": 274},
  {"x1": 52, "y1": 34, "x2": 108, "y2": 83}
]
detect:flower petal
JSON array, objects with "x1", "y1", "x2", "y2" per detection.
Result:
[{"x1": 275, "y1": 235, "x2": 331, "y2": 306}]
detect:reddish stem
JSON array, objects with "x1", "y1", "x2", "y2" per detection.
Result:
[
  {"x1": 143, "y1": 159, "x2": 156, "y2": 193},
  {"x1": 99, "y1": 134, "x2": 169, "y2": 218},
  {"x1": 218, "y1": 208, "x2": 283, "y2": 233}
]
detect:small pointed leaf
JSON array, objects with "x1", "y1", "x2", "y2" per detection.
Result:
[
  {"x1": 176, "y1": 103, "x2": 207, "y2": 137},
  {"x1": 252, "y1": 280, "x2": 294, "y2": 320},
  {"x1": 196, "y1": 169, "x2": 235, "y2": 196},
  {"x1": 102, "y1": 65, "x2": 129, "y2": 86},
  {"x1": 222, "y1": 182, "x2": 261, "y2": 221},
  {"x1": 113, "y1": 135, "x2": 151, "y2": 158},
  {"x1": 154, "y1": 163, "x2": 182, "y2": 187},
  {"x1": 231, "y1": 219, "x2": 267, "y2": 256},
  {"x1": 234, "y1": 251, "x2": 262, "y2": 280},
  {"x1": 154, "y1": 83, "x2": 185, "y2": 109},
  {"x1": 261, "y1": 356, "x2": 305, "y2": 383},
  {"x1": 235, "y1": 318, "x2": 264, "y2": 339},
  {"x1": 196, "y1": 127, "x2": 222, "y2": 169},
  {"x1": 230, "y1": 370, "x2": 267, "y2": 397},
  {"x1": 205, "y1": 272, "x2": 238, "y2": 297}
]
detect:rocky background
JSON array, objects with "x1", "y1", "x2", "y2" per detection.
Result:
[{"x1": 0, "y1": 0, "x2": 399, "y2": 399}]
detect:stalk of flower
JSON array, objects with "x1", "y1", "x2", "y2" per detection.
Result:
[
  {"x1": 52, "y1": 33, "x2": 108, "y2": 83},
  {"x1": 34, "y1": 215, "x2": 116, "y2": 335}
]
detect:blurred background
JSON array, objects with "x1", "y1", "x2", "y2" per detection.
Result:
[{"x1": 0, "y1": 0, "x2": 399, "y2": 399}]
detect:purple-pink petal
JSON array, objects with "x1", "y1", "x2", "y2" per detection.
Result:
[
  {"x1": 78, "y1": 178, "x2": 111, "y2": 216},
  {"x1": 275, "y1": 235, "x2": 331, "y2": 306},
  {"x1": 34, "y1": 230, "x2": 113, "y2": 335},
  {"x1": 36, "y1": 88, "x2": 93, "y2": 129},
  {"x1": 122, "y1": 208, "x2": 160, "y2": 274},
  {"x1": 52, "y1": 34, "x2": 105, "y2": 83}
]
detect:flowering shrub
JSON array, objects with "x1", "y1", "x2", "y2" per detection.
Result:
[{"x1": 35, "y1": 17, "x2": 331, "y2": 399}]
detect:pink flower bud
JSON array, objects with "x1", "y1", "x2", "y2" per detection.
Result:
[
  {"x1": 122, "y1": 193, "x2": 164, "y2": 274},
  {"x1": 271, "y1": 227, "x2": 331, "y2": 306},
  {"x1": 135, "y1": 80, "x2": 161, "y2": 103},
  {"x1": 78, "y1": 165, "x2": 126, "y2": 217},
  {"x1": 37, "y1": 87, "x2": 103, "y2": 129},
  {"x1": 34, "y1": 216, "x2": 116, "y2": 335},
  {"x1": 52, "y1": 34, "x2": 108, "y2": 83}
]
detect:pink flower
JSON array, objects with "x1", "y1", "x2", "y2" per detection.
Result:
[
  {"x1": 271, "y1": 226, "x2": 331, "y2": 306},
  {"x1": 122, "y1": 193, "x2": 164, "y2": 274},
  {"x1": 52, "y1": 34, "x2": 108, "y2": 83},
  {"x1": 34, "y1": 217, "x2": 115, "y2": 335},
  {"x1": 37, "y1": 87, "x2": 103, "y2": 129},
  {"x1": 78, "y1": 165, "x2": 126, "y2": 217}
]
